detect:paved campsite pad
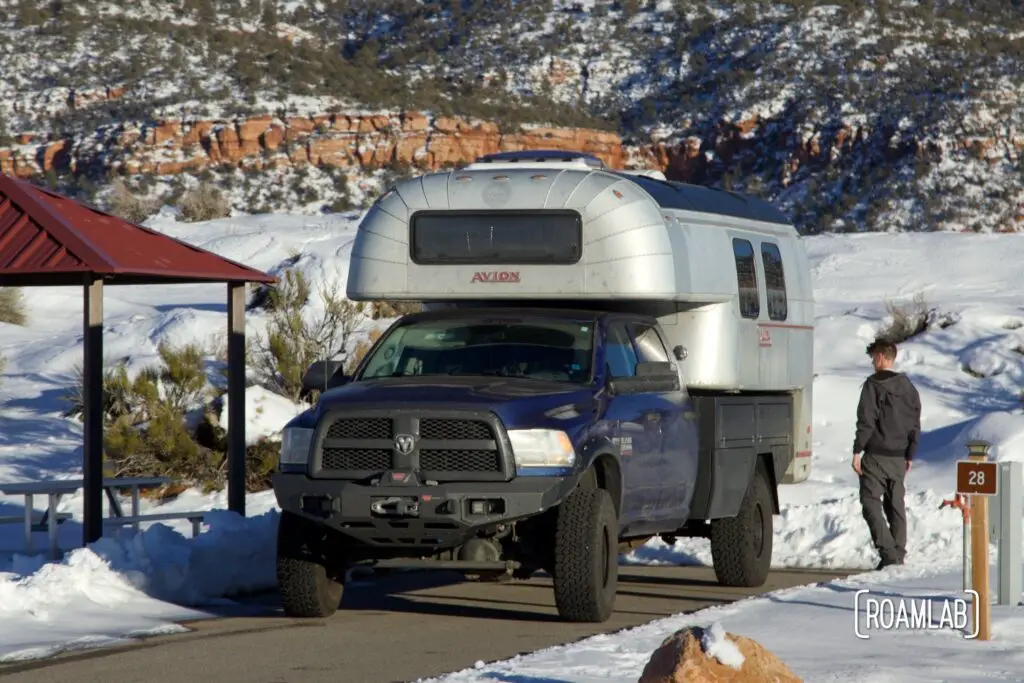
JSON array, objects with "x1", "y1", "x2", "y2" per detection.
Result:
[{"x1": 0, "y1": 565, "x2": 854, "y2": 683}]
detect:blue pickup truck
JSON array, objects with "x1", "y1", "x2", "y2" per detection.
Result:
[{"x1": 270, "y1": 151, "x2": 813, "y2": 623}]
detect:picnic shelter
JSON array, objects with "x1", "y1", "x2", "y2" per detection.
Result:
[{"x1": 0, "y1": 172, "x2": 277, "y2": 546}]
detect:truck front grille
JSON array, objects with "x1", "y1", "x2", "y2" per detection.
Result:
[
  {"x1": 322, "y1": 447, "x2": 391, "y2": 472},
  {"x1": 419, "y1": 418, "x2": 491, "y2": 441},
  {"x1": 314, "y1": 413, "x2": 507, "y2": 479},
  {"x1": 326, "y1": 417, "x2": 392, "y2": 440},
  {"x1": 419, "y1": 449, "x2": 501, "y2": 472}
]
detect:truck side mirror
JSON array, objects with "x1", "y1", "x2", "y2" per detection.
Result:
[
  {"x1": 301, "y1": 360, "x2": 349, "y2": 398},
  {"x1": 609, "y1": 362, "x2": 680, "y2": 394},
  {"x1": 673, "y1": 345, "x2": 687, "y2": 361}
]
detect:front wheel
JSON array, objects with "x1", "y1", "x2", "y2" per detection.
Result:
[
  {"x1": 552, "y1": 487, "x2": 618, "y2": 622},
  {"x1": 709, "y1": 466, "x2": 774, "y2": 587},
  {"x1": 276, "y1": 512, "x2": 346, "y2": 618}
]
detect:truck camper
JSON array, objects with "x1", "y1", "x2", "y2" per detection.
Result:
[{"x1": 271, "y1": 149, "x2": 814, "y2": 623}]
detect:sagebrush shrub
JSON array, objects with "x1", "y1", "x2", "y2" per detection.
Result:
[
  {"x1": 0, "y1": 288, "x2": 27, "y2": 326},
  {"x1": 250, "y1": 267, "x2": 370, "y2": 402},
  {"x1": 64, "y1": 341, "x2": 280, "y2": 492},
  {"x1": 177, "y1": 181, "x2": 231, "y2": 222},
  {"x1": 877, "y1": 293, "x2": 931, "y2": 343},
  {"x1": 105, "y1": 178, "x2": 159, "y2": 224}
]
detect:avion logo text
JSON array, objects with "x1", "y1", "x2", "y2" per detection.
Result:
[{"x1": 471, "y1": 271, "x2": 521, "y2": 283}]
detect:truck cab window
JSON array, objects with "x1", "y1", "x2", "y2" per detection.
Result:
[
  {"x1": 760, "y1": 242, "x2": 787, "y2": 321},
  {"x1": 605, "y1": 322, "x2": 639, "y2": 378},
  {"x1": 357, "y1": 316, "x2": 595, "y2": 384},
  {"x1": 630, "y1": 323, "x2": 670, "y2": 363},
  {"x1": 732, "y1": 238, "x2": 760, "y2": 319}
]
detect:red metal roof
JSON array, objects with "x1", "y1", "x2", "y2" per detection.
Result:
[{"x1": 0, "y1": 173, "x2": 277, "y2": 286}]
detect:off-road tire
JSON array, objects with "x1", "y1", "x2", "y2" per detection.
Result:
[
  {"x1": 709, "y1": 466, "x2": 773, "y2": 587},
  {"x1": 276, "y1": 511, "x2": 345, "y2": 618},
  {"x1": 552, "y1": 487, "x2": 618, "y2": 622}
]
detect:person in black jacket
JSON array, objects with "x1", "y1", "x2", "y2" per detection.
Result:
[{"x1": 852, "y1": 338, "x2": 921, "y2": 569}]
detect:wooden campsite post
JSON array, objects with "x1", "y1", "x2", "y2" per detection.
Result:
[
  {"x1": 957, "y1": 440, "x2": 997, "y2": 641},
  {"x1": 226, "y1": 282, "x2": 247, "y2": 516},
  {"x1": 82, "y1": 275, "x2": 105, "y2": 544}
]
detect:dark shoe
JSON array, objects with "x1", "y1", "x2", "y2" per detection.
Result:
[{"x1": 876, "y1": 557, "x2": 902, "y2": 570}]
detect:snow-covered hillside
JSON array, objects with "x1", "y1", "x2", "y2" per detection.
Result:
[
  {"x1": 0, "y1": 213, "x2": 1023, "y2": 665},
  {"x1": 3, "y1": 1, "x2": 1024, "y2": 232}
]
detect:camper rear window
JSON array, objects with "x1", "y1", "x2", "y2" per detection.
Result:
[{"x1": 410, "y1": 212, "x2": 582, "y2": 265}]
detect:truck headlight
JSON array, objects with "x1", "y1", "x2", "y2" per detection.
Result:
[
  {"x1": 279, "y1": 427, "x2": 314, "y2": 467},
  {"x1": 508, "y1": 429, "x2": 576, "y2": 473}
]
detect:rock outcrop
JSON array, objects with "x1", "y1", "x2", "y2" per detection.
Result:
[
  {"x1": 637, "y1": 624, "x2": 802, "y2": 683},
  {"x1": 0, "y1": 112, "x2": 624, "y2": 179},
  {"x1": 3, "y1": 108, "x2": 1019, "y2": 197}
]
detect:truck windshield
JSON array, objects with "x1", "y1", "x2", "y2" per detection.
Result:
[{"x1": 358, "y1": 316, "x2": 595, "y2": 384}]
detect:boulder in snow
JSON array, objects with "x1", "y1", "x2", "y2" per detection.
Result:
[{"x1": 637, "y1": 622, "x2": 801, "y2": 683}]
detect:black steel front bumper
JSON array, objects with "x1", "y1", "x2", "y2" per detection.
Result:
[{"x1": 272, "y1": 472, "x2": 571, "y2": 550}]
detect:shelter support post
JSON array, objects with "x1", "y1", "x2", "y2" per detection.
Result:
[
  {"x1": 82, "y1": 275, "x2": 104, "y2": 545},
  {"x1": 988, "y1": 461, "x2": 1023, "y2": 606},
  {"x1": 226, "y1": 282, "x2": 246, "y2": 516}
]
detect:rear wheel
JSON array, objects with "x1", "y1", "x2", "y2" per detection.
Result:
[
  {"x1": 552, "y1": 487, "x2": 618, "y2": 622},
  {"x1": 709, "y1": 466, "x2": 773, "y2": 587},
  {"x1": 276, "y1": 512, "x2": 346, "y2": 618}
]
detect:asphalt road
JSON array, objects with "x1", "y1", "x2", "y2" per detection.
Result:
[{"x1": 0, "y1": 565, "x2": 855, "y2": 683}]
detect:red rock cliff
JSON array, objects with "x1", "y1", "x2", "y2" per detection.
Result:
[{"x1": 0, "y1": 112, "x2": 626, "y2": 178}]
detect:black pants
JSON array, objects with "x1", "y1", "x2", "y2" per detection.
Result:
[{"x1": 859, "y1": 453, "x2": 907, "y2": 564}]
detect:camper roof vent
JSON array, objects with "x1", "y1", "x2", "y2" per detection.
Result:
[{"x1": 463, "y1": 149, "x2": 607, "y2": 171}]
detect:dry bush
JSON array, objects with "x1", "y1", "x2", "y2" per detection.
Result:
[
  {"x1": 345, "y1": 328, "x2": 384, "y2": 374},
  {"x1": 177, "y1": 181, "x2": 231, "y2": 222},
  {"x1": 250, "y1": 267, "x2": 370, "y2": 403},
  {"x1": 0, "y1": 288, "x2": 27, "y2": 326},
  {"x1": 877, "y1": 293, "x2": 932, "y2": 343},
  {"x1": 62, "y1": 341, "x2": 276, "y2": 492},
  {"x1": 106, "y1": 178, "x2": 159, "y2": 224},
  {"x1": 369, "y1": 300, "x2": 422, "y2": 319}
]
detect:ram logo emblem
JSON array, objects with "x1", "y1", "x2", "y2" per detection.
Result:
[{"x1": 394, "y1": 434, "x2": 415, "y2": 454}]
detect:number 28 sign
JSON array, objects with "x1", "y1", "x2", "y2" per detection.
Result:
[{"x1": 956, "y1": 460, "x2": 998, "y2": 496}]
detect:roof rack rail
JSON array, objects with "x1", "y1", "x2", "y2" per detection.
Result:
[
  {"x1": 618, "y1": 169, "x2": 668, "y2": 181},
  {"x1": 469, "y1": 149, "x2": 607, "y2": 169}
]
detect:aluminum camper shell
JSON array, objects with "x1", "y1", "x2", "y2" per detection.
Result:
[{"x1": 346, "y1": 155, "x2": 814, "y2": 483}]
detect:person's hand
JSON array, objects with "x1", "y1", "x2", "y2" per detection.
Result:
[
  {"x1": 905, "y1": 459, "x2": 912, "y2": 474},
  {"x1": 852, "y1": 452, "x2": 862, "y2": 475}
]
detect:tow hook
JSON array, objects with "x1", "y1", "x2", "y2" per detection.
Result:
[{"x1": 370, "y1": 496, "x2": 420, "y2": 517}]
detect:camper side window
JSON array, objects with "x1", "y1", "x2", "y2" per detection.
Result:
[
  {"x1": 732, "y1": 238, "x2": 759, "y2": 319},
  {"x1": 760, "y1": 242, "x2": 787, "y2": 321},
  {"x1": 605, "y1": 323, "x2": 639, "y2": 378}
]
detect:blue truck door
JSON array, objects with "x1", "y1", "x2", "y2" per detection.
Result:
[
  {"x1": 603, "y1": 320, "x2": 661, "y2": 531},
  {"x1": 628, "y1": 322, "x2": 698, "y2": 528}
]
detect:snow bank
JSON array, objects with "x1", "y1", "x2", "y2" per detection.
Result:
[
  {"x1": 214, "y1": 386, "x2": 305, "y2": 444},
  {"x1": 424, "y1": 565, "x2": 1024, "y2": 683},
  {"x1": 0, "y1": 508, "x2": 278, "y2": 663}
]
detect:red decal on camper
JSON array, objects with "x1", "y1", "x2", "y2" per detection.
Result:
[
  {"x1": 471, "y1": 271, "x2": 521, "y2": 283},
  {"x1": 758, "y1": 326, "x2": 772, "y2": 347}
]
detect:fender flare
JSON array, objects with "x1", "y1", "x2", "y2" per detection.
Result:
[{"x1": 574, "y1": 436, "x2": 625, "y2": 518}]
